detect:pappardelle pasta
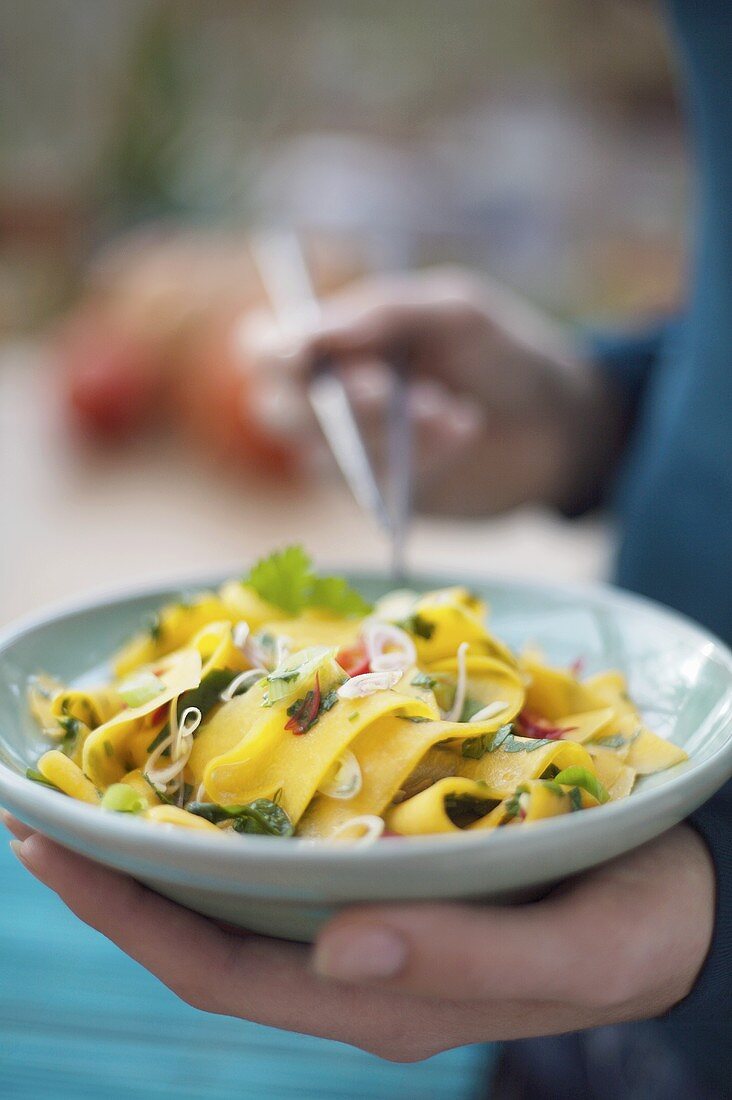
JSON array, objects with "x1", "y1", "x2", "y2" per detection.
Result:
[{"x1": 27, "y1": 547, "x2": 688, "y2": 842}]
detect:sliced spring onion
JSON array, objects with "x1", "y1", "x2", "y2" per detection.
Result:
[
  {"x1": 101, "y1": 783, "x2": 146, "y2": 814},
  {"x1": 468, "y1": 700, "x2": 509, "y2": 723},
  {"x1": 554, "y1": 766, "x2": 610, "y2": 804},
  {"x1": 264, "y1": 645, "x2": 337, "y2": 705},
  {"x1": 118, "y1": 670, "x2": 164, "y2": 708},
  {"x1": 330, "y1": 814, "x2": 385, "y2": 844},
  {"x1": 445, "y1": 642, "x2": 469, "y2": 722},
  {"x1": 317, "y1": 750, "x2": 363, "y2": 800},
  {"x1": 219, "y1": 668, "x2": 264, "y2": 702},
  {"x1": 337, "y1": 669, "x2": 402, "y2": 699},
  {"x1": 232, "y1": 620, "x2": 250, "y2": 651},
  {"x1": 363, "y1": 621, "x2": 417, "y2": 674}
]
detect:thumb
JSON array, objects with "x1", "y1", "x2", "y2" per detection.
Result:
[{"x1": 312, "y1": 899, "x2": 576, "y2": 1002}]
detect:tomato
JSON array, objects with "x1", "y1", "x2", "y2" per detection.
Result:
[{"x1": 336, "y1": 641, "x2": 370, "y2": 678}]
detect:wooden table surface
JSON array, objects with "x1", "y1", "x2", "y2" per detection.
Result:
[{"x1": 0, "y1": 340, "x2": 610, "y2": 1098}]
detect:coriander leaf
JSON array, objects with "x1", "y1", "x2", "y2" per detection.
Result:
[
  {"x1": 461, "y1": 733, "x2": 493, "y2": 760},
  {"x1": 187, "y1": 798, "x2": 294, "y2": 837},
  {"x1": 243, "y1": 545, "x2": 314, "y2": 615},
  {"x1": 595, "y1": 734, "x2": 627, "y2": 749},
  {"x1": 309, "y1": 576, "x2": 372, "y2": 618},
  {"x1": 398, "y1": 613, "x2": 435, "y2": 640},
  {"x1": 411, "y1": 672, "x2": 437, "y2": 690},
  {"x1": 147, "y1": 668, "x2": 239, "y2": 753},
  {"x1": 57, "y1": 715, "x2": 82, "y2": 756}
]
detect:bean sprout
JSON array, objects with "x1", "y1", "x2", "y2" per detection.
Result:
[
  {"x1": 468, "y1": 700, "x2": 509, "y2": 723},
  {"x1": 445, "y1": 642, "x2": 470, "y2": 722},
  {"x1": 219, "y1": 668, "x2": 265, "y2": 702}
]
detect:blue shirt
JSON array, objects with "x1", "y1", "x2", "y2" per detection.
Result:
[{"x1": 588, "y1": 3, "x2": 732, "y2": 1092}]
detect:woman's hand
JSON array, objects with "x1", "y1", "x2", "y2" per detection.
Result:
[
  {"x1": 4, "y1": 815, "x2": 714, "y2": 1063},
  {"x1": 237, "y1": 269, "x2": 626, "y2": 516}
]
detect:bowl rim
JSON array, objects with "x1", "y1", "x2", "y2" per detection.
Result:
[{"x1": 1, "y1": 567, "x2": 732, "y2": 869}]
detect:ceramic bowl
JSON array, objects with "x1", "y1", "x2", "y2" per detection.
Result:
[{"x1": 1, "y1": 573, "x2": 731, "y2": 942}]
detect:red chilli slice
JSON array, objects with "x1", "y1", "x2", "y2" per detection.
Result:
[
  {"x1": 517, "y1": 709, "x2": 577, "y2": 741},
  {"x1": 336, "y1": 641, "x2": 370, "y2": 678},
  {"x1": 285, "y1": 673, "x2": 322, "y2": 735}
]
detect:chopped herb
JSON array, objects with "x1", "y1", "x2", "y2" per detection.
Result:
[
  {"x1": 57, "y1": 715, "x2": 82, "y2": 756},
  {"x1": 504, "y1": 788, "x2": 525, "y2": 819},
  {"x1": 459, "y1": 697, "x2": 486, "y2": 723},
  {"x1": 569, "y1": 786, "x2": 583, "y2": 812},
  {"x1": 461, "y1": 733, "x2": 494, "y2": 760},
  {"x1": 595, "y1": 734, "x2": 627, "y2": 749},
  {"x1": 398, "y1": 613, "x2": 435, "y2": 640},
  {"x1": 143, "y1": 775, "x2": 175, "y2": 805},
  {"x1": 411, "y1": 672, "x2": 437, "y2": 690},
  {"x1": 243, "y1": 545, "x2": 372, "y2": 617},
  {"x1": 143, "y1": 612, "x2": 163, "y2": 644},
  {"x1": 103, "y1": 740, "x2": 115, "y2": 758},
  {"x1": 26, "y1": 768, "x2": 63, "y2": 793},
  {"x1": 444, "y1": 790, "x2": 493, "y2": 828},
  {"x1": 147, "y1": 668, "x2": 239, "y2": 753},
  {"x1": 187, "y1": 798, "x2": 294, "y2": 837},
  {"x1": 348, "y1": 711, "x2": 361, "y2": 723},
  {"x1": 461, "y1": 724, "x2": 553, "y2": 759},
  {"x1": 320, "y1": 690, "x2": 338, "y2": 713},
  {"x1": 398, "y1": 714, "x2": 431, "y2": 723},
  {"x1": 146, "y1": 725, "x2": 169, "y2": 754}
]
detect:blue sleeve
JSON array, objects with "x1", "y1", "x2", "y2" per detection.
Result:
[
  {"x1": 657, "y1": 781, "x2": 732, "y2": 1091},
  {"x1": 587, "y1": 319, "x2": 676, "y2": 411}
]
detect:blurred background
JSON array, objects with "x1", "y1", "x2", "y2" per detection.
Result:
[
  {"x1": 0, "y1": 0, "x2": 687, "y2": 621},
  {"x1": 0, "y1": 2, "x2": 689, "y2": 1098}
]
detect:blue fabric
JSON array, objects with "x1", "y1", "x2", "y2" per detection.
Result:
[
  {"x1": 573, "y1": 3, "x2": 732, "y2": 1092},
  {"x1": 0, "y1": 839, "x2": 493, "y2": 1099}
]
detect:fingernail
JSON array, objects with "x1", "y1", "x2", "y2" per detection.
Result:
[
  {"x1": 313, "y1": 925, "x2": 408, "y2": 981},
  {"x1": 9, "y1": 838, "x2": 27, "y2": 864}
]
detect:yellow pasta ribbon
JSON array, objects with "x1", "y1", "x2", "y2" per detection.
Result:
[
  {"x1": 38, "y1": 750, "x2": 100, "y2": 805},
  {"x1": 83, "y1": 648, "x2": 202, "y2": 788}
]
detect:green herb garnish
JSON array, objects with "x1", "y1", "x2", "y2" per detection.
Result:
[
  {"x1": 25, "y1": 768, "x2": 63, "y2": 793},
  {"x1": 461, "y1": 724, "x2": 552, "y2": 759},
  {"x1": 146, "y1": 667, "x2": 240, "y2": 753},
  {"x1": 398, "y1": 613, "x2": 435, "y2": 640},
  {"x1": 57, "y1": 715, "x2": 82, "y2": 756},
  {"x1": 568, "y1": 786, "x2": 583, "y2": 812},
  {"x1": 243, "y1": 546, "x2": 371, "y2": 618},
  {"x1": 187, "y1": 798, "x2": 294, "y2": 837},
  {"x1": 594, "y1": 734, "x2": 627, "y2": 750},
  {"x1": 411, "y1": 672, "x2": 437, "y2": 690}
]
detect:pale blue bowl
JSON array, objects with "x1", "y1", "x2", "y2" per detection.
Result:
[{"x1": 1, "y1": 573, "x2": 732, "y2": 941}]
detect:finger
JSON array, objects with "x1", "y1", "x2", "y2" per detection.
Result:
[
  {"x1": 1, "y1": 810, "x2": 36, "y2": 842},
  {"x1": 12, "y1": 832, "x2": 251, "y2": 1009},
  {"x1": 10, "y1": 832, "x2": 486, "y2": 1059},
  {"x1": 313, "y1": 899, "x2": 576, "y2": 1002},
  {"x1": 341, "y1": 370, "x2": 484, "y2": 482}
]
